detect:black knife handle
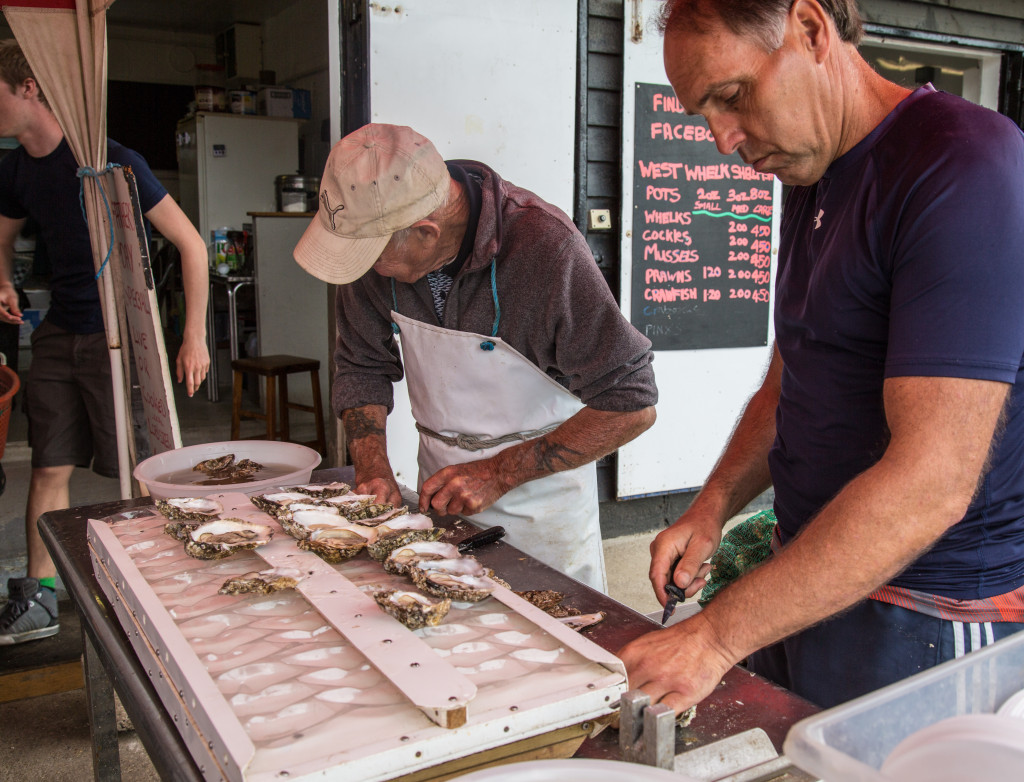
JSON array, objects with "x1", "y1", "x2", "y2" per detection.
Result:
[{"x1": 458, "y1": 525, "x2": 506, "y2": 553}]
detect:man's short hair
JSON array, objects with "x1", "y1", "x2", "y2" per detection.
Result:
[
  {"x1": 0, "y1": 39, "x2": 48, "y2": 107},
  {"x1": 658, "y1": 0, "x2": 863, "y2": 51}
]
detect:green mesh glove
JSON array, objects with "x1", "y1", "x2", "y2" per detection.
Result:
[{"x1": 699, "y1": 509, "x2": 777, "y2": 606}]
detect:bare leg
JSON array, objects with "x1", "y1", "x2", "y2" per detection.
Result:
[{"x1": 25, "y1": 464, "x2": 74, "y2": 579}]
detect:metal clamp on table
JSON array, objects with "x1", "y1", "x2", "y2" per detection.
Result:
[{"x1": 205, "y1": 273, "x2": 255, "y2": 402}]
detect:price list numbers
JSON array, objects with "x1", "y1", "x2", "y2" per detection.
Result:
[{"x1": 630, "y1": 82, "x2": 775, "y2": 351}]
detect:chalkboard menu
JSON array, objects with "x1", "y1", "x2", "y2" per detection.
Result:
[{"x1": 631, "y1": 82, "x2": 774, "y2": 351}]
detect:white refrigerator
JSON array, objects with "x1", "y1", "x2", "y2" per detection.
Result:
[{"x1": 175, "y1": 112, "x2": 301, "y2": 243}]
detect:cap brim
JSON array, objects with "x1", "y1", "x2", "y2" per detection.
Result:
[{"x1": 293, "y1": 215, "x2": 392, "y2": 285}]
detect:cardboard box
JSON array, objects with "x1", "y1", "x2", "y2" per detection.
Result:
[
  {"x1": 292, "y1": 88, "x2": 311, "y2": 119},
  {"x1": 18, "y1": 308, "x2": 46, "y2": 347},
  {"x1": 257, "y1": 87, "x2": 293, "y2": 117}
]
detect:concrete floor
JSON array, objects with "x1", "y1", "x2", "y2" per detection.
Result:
[{"x1": 0, "y1": 359, "x2": 680, "y2": 780}]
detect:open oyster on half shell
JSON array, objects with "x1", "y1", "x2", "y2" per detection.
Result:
[
  {"x1": 368, "y1": 514, "x2": 443, "y2": 561},
  {"x1": 383, "y1": 540, "x2": 461, "y2": 575},
  {"x1": 219, "y1": 567, "x2": 301, "y2": 595},
  {"x1": 296, "y1": 523, "x2": 376, "y2": 563},
  {"x1": 410, "y1": 555, "x2": 496, "y2": 602},
  {"x1": 277, "y1": 506, "x2": 343, "y2": 540},
  {"x1": 156, "y1": 497, "x2": 223, "y2": 521},
  {"x1": 373, "y1": 589, "x2": 451, "y2": 630},
  {"x1": 184, "y1": 519, "x2": 274, "y2": 560},
  {"x1": 340, "y1": 503, "x2": 409, "y2": 525},
  {"x1": 250, "y1": 491, "x2": 318, "y2": 516}
]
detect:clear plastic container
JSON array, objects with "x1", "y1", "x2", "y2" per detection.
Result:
[{"x1": 784, "y1": 630, "x2": 1024, "y2": 782}]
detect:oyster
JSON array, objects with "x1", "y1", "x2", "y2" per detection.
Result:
[
  {"x1": 193, "y1": 454, "x2": 235, "y2": 475},
  {"x1": 184, "y1": 519, "x2": 274, "y2": 560},
  {"x1": 342, "y1": 503, "x2": 408, "y2": 525},
  {"x1": 384, "y1": 541, "x2": 461, "y2": 575},
  {"x1": 294, "y1": 482, "x2": 351, "y2": 498},
  {"x1": 409, "y1": 555, "x2": 495, "y2": 602},
  {"x1": 368, "y1": 514, "x2": 442, "y2": 561},
  {"x1": 373, "y1": 589, "x2": 451, "y2": 630},
  {"x1": 250, "y1": 491, "x2": 316, "y2": 515},
  {"x1": 411, "y1": 568, "x2": 495, "y2": 602},
  {"x1": 297, "y1": 524, "x2": 374, "y2": 563},
  {"x1": 156, "y1": 497, "x2": 223, "y2": 521},
  {"x1": 219, "y1": 567, "x2": 301, "y2": 595},
  {"x1": 278, "y1": 506, "x2": 343, "y2": 540},
  {"x1": 192, "y1": 454, "x2": 264, "y2": 483},
  {"x1": 321, "y1": 493, "x2": 378, "y2": 509}
]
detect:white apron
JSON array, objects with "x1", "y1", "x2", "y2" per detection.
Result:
[{"x1": 392, "y1": 308, "x2": 607, "y2": 592}]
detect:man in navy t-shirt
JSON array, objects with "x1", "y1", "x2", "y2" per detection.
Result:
[
  {"x1": 0, "y1": 40, "x2": 210, "y2": 645},
  {"x1": 620, "y1": 0, "x2": 1024, "y2": 710}
]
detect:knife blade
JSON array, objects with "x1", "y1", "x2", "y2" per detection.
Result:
[
  {"x1": 660, "y1": 584, "x2": 687, "y2": 625},
  {"x1": 457, "y1": 525, "x2": 506, "y2": 553}
]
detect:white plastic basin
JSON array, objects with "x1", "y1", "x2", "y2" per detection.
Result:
[{"x1": 134, "y1": 440, "x2": 322, "y2": 500}]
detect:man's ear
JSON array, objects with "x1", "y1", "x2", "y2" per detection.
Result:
[
  {"x1": 410, "y1": 219, "x2": 442, "y2": 247},
  {"x1": 790, "y1": 0, "x2": 832, "y2": 64}
]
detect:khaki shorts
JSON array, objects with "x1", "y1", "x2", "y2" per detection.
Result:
[{"x1": 24, "y1": 319, "x2": 119, "y2": 478}]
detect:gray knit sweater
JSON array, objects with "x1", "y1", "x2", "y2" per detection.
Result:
[{"x1": 331, "y1": 161, "x2": 657, "y2": 416}]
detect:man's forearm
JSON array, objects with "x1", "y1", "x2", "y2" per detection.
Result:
[
  {"x1": 342, "y1": 404, "x2": 392, "y2": 475},
  {"x1": 492, "y1": 405, "x2": 656, "y2": 490}
]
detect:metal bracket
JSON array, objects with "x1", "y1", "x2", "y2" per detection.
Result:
[{"x1": 618, "y1": 690, "x2": 676, "y2": 769}]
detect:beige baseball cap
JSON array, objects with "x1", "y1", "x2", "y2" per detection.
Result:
[{"x1": 293, "y1": 124, "x2": 450, "y2": 284}]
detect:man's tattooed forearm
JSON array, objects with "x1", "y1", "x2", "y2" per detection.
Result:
[
  {"x1": 532, "y1": 440, "x2": 584, "y2": 473},
  {"x1": 343, "y1": 409, "x2": 385, "y2": 440}
]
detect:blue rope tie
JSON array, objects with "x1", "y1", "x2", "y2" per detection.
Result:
[
  {"x1": 76, "y1": 163, "x2": 123, "y2": 280},
  {"x1": 390, "y1": 278, "x2": 401, "y2": 334},
  {"x1": 479, "y1": 257, "x2": 500, "y2": 351}
]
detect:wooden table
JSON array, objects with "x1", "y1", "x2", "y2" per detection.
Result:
[{"x1": 39, "y1": 467, "x2": 817, "y2": 781}]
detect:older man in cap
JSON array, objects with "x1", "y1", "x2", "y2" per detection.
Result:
[{"x1": 294, "y1": 124, "x2": 657, "y2": 591}]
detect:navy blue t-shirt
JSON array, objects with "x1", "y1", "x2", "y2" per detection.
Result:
[
  {"x1": 771, "y1": 86, "x2": 1024, "y2": 600},
  {"x1": 0, "y1": 138, "x2": 167, "y2": 334}
]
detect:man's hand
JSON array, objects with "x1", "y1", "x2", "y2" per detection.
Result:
[
  {"x1": 357, "y1": 475, "x2": 403, "y2": 508},
  {"x1": 618, "y1": 611, "x2": 737, "y2": 716},
  {"x1": 175, "y1": 333, "x2": 210, "y2": 397},
  {"x1": 649, "y1": 510, "x2": 722, "y2": 604},
  {"x1": 419, "y1": 457, "x2": 512, "y2": 516},
  {"x1": 0, "y1": 282, "x2": 22, "y2": 325}
]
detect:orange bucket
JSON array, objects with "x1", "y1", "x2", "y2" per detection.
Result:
[{"x1": 0, "y1": 364, "x2": 21, "y2": 462}]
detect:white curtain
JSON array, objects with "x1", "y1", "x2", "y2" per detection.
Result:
[{"x1": 3, "y1": 0, "x2": 134, "y2": 497}]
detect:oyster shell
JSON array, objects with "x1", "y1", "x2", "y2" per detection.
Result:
[
  {"x1": 411, "y1": 568, "x2": 495, "y2": 602},
  {"x1": 342, "y1": 503, "x2": 408, "y2": 525},
  {"x1": 219, "y1": 567, "x2": 301, "y2": 595},
  {"x1": 321, "y1": 493, "x2": 377, "y2": 512},
  {"x1": 409, "y1": 555, "x2": 495, "y2": 602},
  {"x1": 184, "y1": 519, "x2": 274, "y2": 560},
  {"x1": 297, "y1": 524, "x2": 374, "y2": 563},
  {"x1": 193, "y1": 454, "x2": 235, "y2": 474},
  {"x1": 278, "y1": 506, "x2": 343, "y2": 540},
  {"x1": 293, "y1": 482, "x2": 351, "y2": 498},
  {"x1": 373, "y1": 589, "x2": 451, "y2": 630},
  {"x1": 368, "y1": 514, "x2": 441, "y2": 561},
  {"x1": 250, "y1": 491, "x2": 316, "y2": 516},
  {"x1": 192, "y1": 454, "x2": 264, "y2": 482},
  {"x1": 156, "y1": 497, "x2": 223, "y2": 521},
  {"x1": 384, "y1": 541, "x2": 461, "y2": 575}
]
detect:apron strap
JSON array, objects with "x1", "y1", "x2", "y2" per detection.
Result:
[
  {"x1": 390, "y1": 279, "x2": 401, "y2": 334},
  {"x1": 416, "y1": 420, "x2": 559, "y2": 452}
]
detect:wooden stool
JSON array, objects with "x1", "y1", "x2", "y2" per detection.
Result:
[{"x1": 230, "y1": 355, "x2": 327, "y2": 455}]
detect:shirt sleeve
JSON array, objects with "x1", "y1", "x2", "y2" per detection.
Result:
[{"x1": 885, "y1": 114, "x2": 1024, "y2": 384}]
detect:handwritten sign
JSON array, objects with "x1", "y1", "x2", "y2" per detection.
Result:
[
  {"x1": 106, "y1": 168, "x2": 181, "y2": 455},
  {"x1": 630, "y1": 82, "x2": 774, "y2": 350}
]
